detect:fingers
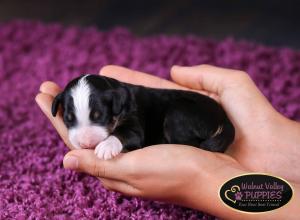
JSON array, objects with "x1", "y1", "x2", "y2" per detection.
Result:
[
  {"x1": 63, "y1": 149, "x2": 126, "y2": 180},
  {"x1": 100, "y1": 178, "x2": 140, "y2": 196},
  {"x1": 35, "y1": 93, "x2": 73, "y2": 149},
  {"x1": 100, "y1": 65, "x2": 186, "y2": 90},
  {"x1": 100, "y1": 65, "x2": 219, "y2": 101},
  {"x1": 40, "y1": 81, "x2": 62, "y2": 96},
  {"x1": 36, "y1": 81, "x2": 73, "y2": 148},
  {"x1": 171, "y1": 64, "x2": 248, "y2": 96},
  {"x1": 64, "y1": 148, "x2": 141, "y2": 196}
]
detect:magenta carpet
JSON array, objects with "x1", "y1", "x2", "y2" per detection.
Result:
[{"x1": 0, "y1": 20, "x2": 299, "y2": 219}]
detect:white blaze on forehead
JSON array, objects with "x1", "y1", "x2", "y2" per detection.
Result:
[
  {"x1": 71, "y1": 75, "x2": 91, "y2": 126},
  {"x1": 69, "y1": 75, "x2": 110, "y2": 149}
]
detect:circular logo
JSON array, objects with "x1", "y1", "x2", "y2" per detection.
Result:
[{"x1": 219, "y1": 173, "x2": 293, "y2": 213}]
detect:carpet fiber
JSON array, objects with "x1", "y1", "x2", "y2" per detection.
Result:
[{"x1": 0, "y1": 20, "x2": 299, "y2": 219}]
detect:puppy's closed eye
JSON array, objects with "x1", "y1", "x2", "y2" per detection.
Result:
[
  {"x1": 66, "y1": 113, "x2": 75, "y2": 122},
  {"x1": 90, "y1": 110, "x2": 101, "y2": 121}
]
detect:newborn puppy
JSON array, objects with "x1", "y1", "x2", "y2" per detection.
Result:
[{"x1": 52, "y1": 74, "x2": 235, "y2": 160}]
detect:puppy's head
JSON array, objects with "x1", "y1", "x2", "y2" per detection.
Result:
[{"x1": 51, "y1": 74, "x2": 129, "y2": 149}]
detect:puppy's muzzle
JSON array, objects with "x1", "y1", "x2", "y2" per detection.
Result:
[{"x1": 78, "y1": 139, "x2": 98, "y2": 149}]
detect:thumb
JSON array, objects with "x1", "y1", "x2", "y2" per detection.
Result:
[
  {"x1": 170, "y1": 64, "x2": 248, "y2": 96},
  {"x1": 63, "y1": 149, "x2": 121, "y2": 179}
]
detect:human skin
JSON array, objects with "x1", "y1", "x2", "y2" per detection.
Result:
[{"x1": 35, "y1": 65, "x2": 300, "y2": 219}]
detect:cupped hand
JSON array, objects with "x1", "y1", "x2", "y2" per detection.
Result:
[{"x1": 35, "y1": 65, "x2": 300, "y2": 219}]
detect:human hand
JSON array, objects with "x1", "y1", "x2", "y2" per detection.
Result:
[
  {"x1": 168, "y1": 65, "x2": 300, "y2": 183},
  {"x1": 93, "y1": 65, "x2": 300, "y2": 182},
  {"x1": 35, "y1": 65, "x2": 300, "y2": 219}
]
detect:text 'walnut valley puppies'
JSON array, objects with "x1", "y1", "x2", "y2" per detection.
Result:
[{"x1": 52, "y1": 74, "x2": 235, "y2": 160}]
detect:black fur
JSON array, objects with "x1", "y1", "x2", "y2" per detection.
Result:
[{"x1": 52, "y1": 74, "x2": 235, "y2": 152}]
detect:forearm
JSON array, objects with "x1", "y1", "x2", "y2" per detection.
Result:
[{"x1": 182, "y1": 165, "x2": 249, "y2": 219}]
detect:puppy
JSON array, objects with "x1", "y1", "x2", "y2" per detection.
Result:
[{"x1": 52, "y1": 74, "x2": 235, "y2": 160}]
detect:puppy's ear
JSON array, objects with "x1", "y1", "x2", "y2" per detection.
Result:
[
  {"x1": 51, "y1": 93, "x2": 62, "y2": 117},
  {"x1": 111, "y1": 87, "x2": 130, "y2": 116}
]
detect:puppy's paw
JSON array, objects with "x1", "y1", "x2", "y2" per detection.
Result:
[{"x1": 94, "y1": 135, "x2": 123, "y2": 160}]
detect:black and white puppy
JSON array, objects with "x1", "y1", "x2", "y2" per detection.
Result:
[{"x1": 52, "y1": 74, "x2": 235, "y2": 160}]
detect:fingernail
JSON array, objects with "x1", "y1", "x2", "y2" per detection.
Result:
[
  {"x1": 171, "y1": 65, "x2": 180, "y2": 72},
  {"x1": 63, "y1": 155, "x2": 78, "y2": 170},
  {"x1": 35, "y1": 94, "x2": 41, "y2": 105},
  {"x1": 172, "y1": 65, "x2": 181, "y2": 69}
]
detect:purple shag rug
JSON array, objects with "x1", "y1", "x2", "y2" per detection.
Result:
[{"x1": 0, "y1": 20, "x2": 299, "y2": 220}]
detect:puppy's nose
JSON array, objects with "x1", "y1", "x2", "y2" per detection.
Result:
[{"x1": 79, "y1": 140, "x2": 97, "y2": 149}]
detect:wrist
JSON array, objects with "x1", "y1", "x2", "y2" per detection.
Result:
[
  {"x1": 269, "y1": 112, "x2": 300, "y2": 148},
  {"x1": 178, "y1": 153, "x2": 247, "y2": 218}
]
